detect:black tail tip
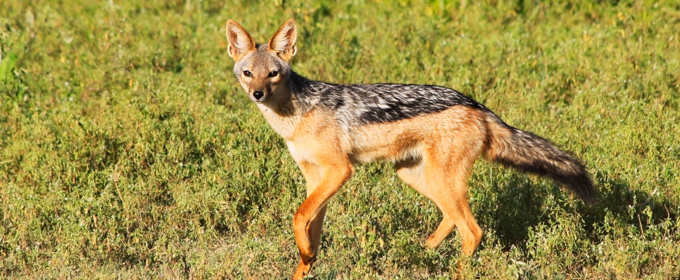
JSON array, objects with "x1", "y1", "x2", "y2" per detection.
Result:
[
  {"x1": 580, "y1": 193, "x2": 598, "y2": 205},
  {"x1": 573, "y1": 180, "x2": 598, "y2": 205}
]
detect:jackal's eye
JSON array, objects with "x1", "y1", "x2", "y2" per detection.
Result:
[
  {"x1": 268, "y1": 71, "x2": 279, "y2": 78},
  {"x1": 243, "y1": 70, "x2": 252, "y2": 77}
]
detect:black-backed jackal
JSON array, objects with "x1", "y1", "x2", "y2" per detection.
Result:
[{"x1": 226, "y1": 19, "x2": 597, "y2": 279}]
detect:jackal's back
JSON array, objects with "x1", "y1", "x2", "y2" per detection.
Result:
[{"x1": 290, "y1": 73, "x2": 487, "y2": 126}]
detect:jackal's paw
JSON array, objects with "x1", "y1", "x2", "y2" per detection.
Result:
[
  {"x1": 293, "y1": 260, "x2": 314, "y2": 280},
  {"x1": 421, "y1": 237, "x2": 440, "y2": 250}
]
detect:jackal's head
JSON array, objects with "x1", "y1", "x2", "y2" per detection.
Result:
[{"x1": 226, "y1": 19, "x2": 297, "y2": 103}]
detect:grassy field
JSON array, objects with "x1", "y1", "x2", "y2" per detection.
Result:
[{"x1": 1, "y1": 0, "x2": 679, "y2": 279}]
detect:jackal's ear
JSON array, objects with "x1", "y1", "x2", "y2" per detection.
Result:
[
  {"x1": 226, "y1": 20, "x2": 256, "y2": 61},
  {"x1": 268, "y1": 19, "x2": 297, "y2": 62}
]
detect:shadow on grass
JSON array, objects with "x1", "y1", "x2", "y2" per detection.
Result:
[{"x1": 474, "y1": 170, "x2": 677, "y2": 253}]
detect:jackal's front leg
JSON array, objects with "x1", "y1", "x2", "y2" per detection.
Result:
[
  {"x1": 297, "y1": 161, "x2": 328, "y2": 263},
  {"x1": 292, "y1": 162, "x2": 352, "y2": 280}
]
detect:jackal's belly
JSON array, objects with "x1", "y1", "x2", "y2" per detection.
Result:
[
  {"x1": 344, "y1": 106, "x2": 486, "y2": 164},
  {"x1": 347, "y1": 123, "x2": 423, "y2": 164}
]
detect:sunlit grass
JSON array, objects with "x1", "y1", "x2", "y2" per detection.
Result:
[{"x1": 1, "y1": 0, "x2": 679, "y2": 278}]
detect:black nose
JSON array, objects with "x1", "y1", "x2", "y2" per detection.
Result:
[{"x1": 253, "y1": 91, "x2": 264, "y2": 100}]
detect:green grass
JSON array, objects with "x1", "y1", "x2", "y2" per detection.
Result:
[{"x1": 1, "y1": 0, "x2": 679, "y2": 279}]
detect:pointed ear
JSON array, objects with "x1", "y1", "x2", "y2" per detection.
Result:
[
  {"x1": 226, "y1": 20, "x2": 256, "y2": 61},
  {"x1": 268, "y1": 19, "x2": 297, "y2": 62}
]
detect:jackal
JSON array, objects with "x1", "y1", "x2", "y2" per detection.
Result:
[{"x1": 226, "y1": 19, "x2": 596, "y2": 279}]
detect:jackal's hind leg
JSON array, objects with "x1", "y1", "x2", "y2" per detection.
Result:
[
  {"x1": 422, "y1": 144, "x2": 483, "y2": 256},
  {"x1": 396, "y1": 159, "x2": 456, "y2": 249}
]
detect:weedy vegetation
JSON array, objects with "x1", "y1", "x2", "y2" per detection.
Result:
[{"x1": 1, "y1": 0, "x2": 679, "y2": 279}]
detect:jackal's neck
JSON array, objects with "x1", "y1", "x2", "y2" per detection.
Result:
[
  {"x1": 255, "y1": 71, "x2": 326, "y2": 140},
  {"x1": 288, "y1": 71, "x2": 329, "y2": 112}
]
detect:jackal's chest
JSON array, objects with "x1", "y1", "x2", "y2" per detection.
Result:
[{"x1": 257, "y1": 104, "x2": 301, "y2": 140}]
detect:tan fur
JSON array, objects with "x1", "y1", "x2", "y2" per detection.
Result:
[
  {"x1": 225, "y1": 20, "x2": 255, "y2": 61},
  {"x1": 226, "y1": 19, "x2": 595, "y2": 279},
  {"x1": 268, "y1": 19, "x2": 298, "y2": 61}
]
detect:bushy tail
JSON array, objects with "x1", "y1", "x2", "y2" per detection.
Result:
[{"x1": 483, "y1": 111, "x2": 597, "y2": 204}]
